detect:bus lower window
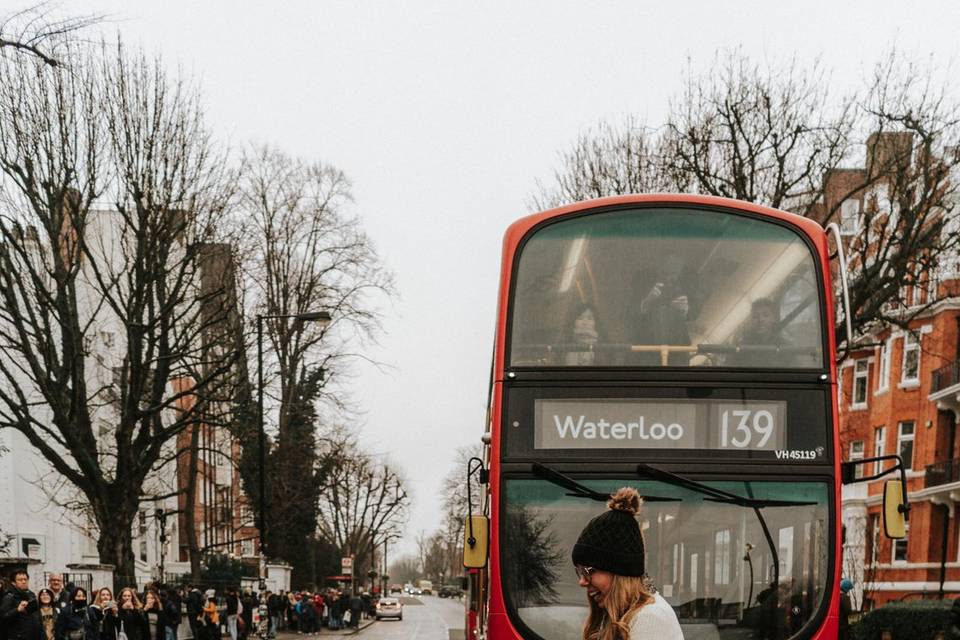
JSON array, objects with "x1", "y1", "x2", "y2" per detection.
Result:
[{"x1": 501, "y1": 478, "x2": 829, "y2": 640}]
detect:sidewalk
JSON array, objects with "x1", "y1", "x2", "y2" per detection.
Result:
[{"x1": 275, "y1": 619, "x2": 376, "y2": 638}]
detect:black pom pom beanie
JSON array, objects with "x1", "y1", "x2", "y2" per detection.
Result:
[{"x1": 571, "y1": 488, "x2": 645, "y2": 577}]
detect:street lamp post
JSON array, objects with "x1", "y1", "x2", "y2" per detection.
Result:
[
  {"x1": 381, "y1": 534, "x2": 399, "y2": 594},
  {"x1": 257, "y1": 310, "x2": 331, "y2": 586},
  {"x1": 155, "y1": 508, "x2": 168, "y2": 584}
]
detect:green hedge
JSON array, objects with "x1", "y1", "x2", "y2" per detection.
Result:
[{"x1": 853, "y1": 600, "x2": 953, "y2": 640}]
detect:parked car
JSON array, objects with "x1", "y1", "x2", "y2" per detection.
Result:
[{"x1": 375, "y1": 597, "x2": 403, "y2": 621}]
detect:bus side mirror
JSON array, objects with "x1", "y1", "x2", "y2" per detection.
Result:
[
  {"x1": 462, "y1": 515, "x2": 489, "y2": 568},
  {"x1": 883, "y1": 479, "x2": 907, "y2": 539}
]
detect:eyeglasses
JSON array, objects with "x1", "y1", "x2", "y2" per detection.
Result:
[{"x1": 574, "y1": 565, "x2": 596, "y2": 581}]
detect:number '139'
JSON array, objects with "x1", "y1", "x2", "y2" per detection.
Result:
[{"x1": 719, "y1": 410, "x2": 774, "y2": 448}]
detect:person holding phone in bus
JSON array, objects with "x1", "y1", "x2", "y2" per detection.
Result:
[
  {"x1": 572, "y1": 488, "x2": 682, "y2": 639},
  {"x1": 628, "y1": 253, "x2": 700, "y2": 365}
]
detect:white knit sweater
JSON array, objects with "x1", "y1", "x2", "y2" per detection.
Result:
[{"x1": 627, "y1": 593, "x2": 684, "y2": 639}]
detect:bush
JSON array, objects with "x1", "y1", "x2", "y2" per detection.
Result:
[
  {"x1": 200, "y1": 553, "x2": 245, "y2": 589},
  {"x1": 853, "y1": 600, "x2": 953, "y2": 640}
]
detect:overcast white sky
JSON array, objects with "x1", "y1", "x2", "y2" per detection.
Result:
[{"x1": 58, "y1": 0, "x2": 960, "y2": 558}]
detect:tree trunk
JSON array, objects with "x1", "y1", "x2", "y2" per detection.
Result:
[
  {"x1": 96, "y1": 505, "x2": 139, "y2": 591},
  {"x1": 184, "y1": 423, "x2": 203, "y2": 581}
]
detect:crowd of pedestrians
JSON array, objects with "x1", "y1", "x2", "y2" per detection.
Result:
[
  {"x1": 0, "y1": 571, "x2": 183, "y2": 640},
  {"x1": 263, "y1": 589, "x2": 370, "y2": 634},
  {"x1": 1, "y1": 571, "x2": 377, "y2": 640}
]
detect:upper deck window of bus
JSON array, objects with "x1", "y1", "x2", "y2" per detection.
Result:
[{"x1": 509, "y1": 207, "x2": 824, "y2": 369}]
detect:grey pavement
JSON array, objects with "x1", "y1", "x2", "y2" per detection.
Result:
[{"x1": 275, "y1": 618, "x2": 376, "y2": 637}]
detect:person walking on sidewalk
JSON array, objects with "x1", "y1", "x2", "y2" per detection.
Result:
[
  {"x1": 326, "y1": 594, "x2": 341, "y2": 632},
  {"x1": 225, "y1": 589, "x2": 239, "y2": 640},
  {"x1": 348, "y1": 593, "x2": 362, "y2": 630},
  {"x1": 160, "y1": 590, "x2": 179, "y2": 640},
  {"x1": 265, "y1": 592, "x2": 281, "y2": 638},
  {"x1": 107, "y1": 588, "x2": 147, "y2": 640},
  {"x1": 47, "y1": 576, "x2": 69, "y2": 615},
  {"x1": 239, "y1": 591, "x2": 254, "y2": 640},
  {"x1": 185, "y1": 586, "x2": 203, "y2": 640},
  {"x1": 142, "y1": 590, "x2": 168, "y2": 640},
  {"x1": 201, "y1": 597, "x2": 220, "y2": 640},
  {"x1": 55, "y1": 587, "x2": 95, "y2": 640}
]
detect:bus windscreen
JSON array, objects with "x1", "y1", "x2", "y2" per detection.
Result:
[
  {"x1": 509, "y1": 207, "x2": 825, "y2": 369},
  {"x1": 502, "y1": 478, "x2": 830, "y2": 640}
]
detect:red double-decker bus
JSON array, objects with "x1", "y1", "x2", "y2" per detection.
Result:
[{"x1": 462, "y1": 194, "x2": 907, "y2": 640}]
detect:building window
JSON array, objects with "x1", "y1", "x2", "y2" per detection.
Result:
[
  {"x1": 897, "y1": 421, "x2": 915, "y2": 470},
  {"x1": 892, "y1": 525, "x2": 909, "y2": 563},
  {"x1": 876, "y1": 340, "x2": 891, "y2": 392},
  {"x1": 850, "y1": 441, "x2": 865, "y2": 479},
  {"x1": 840, "y1": 199, "x2": 860, "y2": 235},
  {"x1": 852, "y1": 359, "x2": 869, "y2": 407},
  {"x1": 138, "y1": 510, "x2": 148, "y2": 562},
  {"x1": 873, "y1": 427, "x2": 886, "y2": 475},
  {"x1": 866, "y1": 514, "x2": 880, "y2": 566},
  {"x1": 239, "y1": 503, "x2": 254, "y2": 527},
  {"x1": 241, "y1": 538, "x2": 255, "y2": 558},
  {"x1": 901, "y1": 332, "x2": 920, "y2": 384}
]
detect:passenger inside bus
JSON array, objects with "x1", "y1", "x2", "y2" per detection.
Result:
[
  {"x1": 555, "y1": 303, "x2": 603, "y2": 366},
  {"x1": 725, "y1": 298, "x2": 793, "y2": 367},
  {"x1": 626, "y1": 253, "x2": 702, "y2": 365}
]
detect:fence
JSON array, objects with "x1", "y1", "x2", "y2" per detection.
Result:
[{"x1": 43, "y1": 571, "x2": 94, "y2": 595}]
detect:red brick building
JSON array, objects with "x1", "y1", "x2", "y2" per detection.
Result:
[
  {"x1": 830, "y1": 133, "x2": 960, "y2": 608},
  {"x1": 839, "y1": 301, "x2": 960, "y2": 608},
  {"x1": 171, "y1": 243, "x2": 260, "y2": 576}
]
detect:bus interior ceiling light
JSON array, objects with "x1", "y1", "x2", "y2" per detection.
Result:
[{"x1": 558, "y1": 236, "x2": 587, "y2": 293}]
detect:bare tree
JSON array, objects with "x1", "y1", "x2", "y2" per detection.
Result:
[
  {"x1": 663, "y1": 51, "x2": 855, "y2": 212},
  {"x1": 530, "y1": 117, "x2": 666, "y2": 211},
  {"x1": 233, "y1": 145, "x2": 395, "y2": 569},
  {"x1": 827, "y1": 51, "x2": 960, "y2": 349},
  {"x1": 0, "y1": 3, "x2": 102, "y2": 67},
  {"x1": 436, "y1": 444, "x2": 482, "y2": 579},
  {"x1": 0, "y1": 40, "x2": 237, "y2": 586},
  {"x1": 315, "y1": 449, "x2": 410, "y2": 577},
  {"x1": 387, "y1": 554, "x2": 420, "y2": 584}
]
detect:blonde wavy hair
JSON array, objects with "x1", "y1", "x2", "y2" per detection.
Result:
[
  {"x1": 582, "y1": 574, "x2": 655, "y2": 640},
  {"x1": 95, "y1": 588, "x2": 113, "y2": 608},
  {"x1": 118, "y1": 587, "x2": 143, "y2": 610}
]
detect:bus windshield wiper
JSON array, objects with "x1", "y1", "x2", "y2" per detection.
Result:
[
  {"x1": 635, "y1": 464, "x2": 817, "y2": 508},
  {"x1": 532, "y1": 462, "x2": 680, "y2": 503}
]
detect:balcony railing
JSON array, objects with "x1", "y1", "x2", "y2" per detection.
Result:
[
  {"x1": 931, "y1": 360, "x2": 960, "y2": 394},
  {"x1": 925, "y1": 458, "x2": 960, "y2": 488}
]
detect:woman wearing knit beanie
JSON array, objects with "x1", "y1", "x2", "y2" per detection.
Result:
[{"x1": 572, "y1": 487, "x2": 682, "y2": 639}]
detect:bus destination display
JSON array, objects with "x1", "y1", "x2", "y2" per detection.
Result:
[{"x1": 533, "y1": 398, "x2": 787, "y2": 451}]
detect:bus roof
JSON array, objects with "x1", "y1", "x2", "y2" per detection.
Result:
[{"x1": 502, "y1": 194, "x2": 826, "y2": 251}]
